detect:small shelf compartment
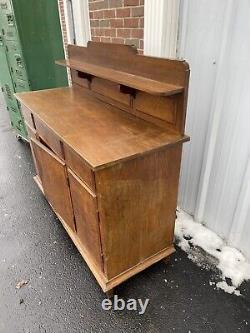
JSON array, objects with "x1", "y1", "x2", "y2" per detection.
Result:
[{"x1": 56, "y1": 59, "x2": 184, "y2": 97}]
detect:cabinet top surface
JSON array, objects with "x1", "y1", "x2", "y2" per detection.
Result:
[{"x1": 16, "y1": 86, "x2": 188, "y2": 169}]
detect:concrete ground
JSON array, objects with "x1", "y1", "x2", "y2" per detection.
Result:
[{"x1": 0, "y1": 96, "x2": 250, "y2": 333}]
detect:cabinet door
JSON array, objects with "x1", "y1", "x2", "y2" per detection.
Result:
[
  {"x1": 68, "y1": 169, "x2": 103, "y2": 270},
  {"x1": 30, "y1": 138, "x2": 75, "y2": 232}
]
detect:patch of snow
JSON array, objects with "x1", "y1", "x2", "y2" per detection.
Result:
[
  {"x1": 216, "y1": 281, "x2": 241, "y2": 296},
  {"x1": 175, "y1": 209, "x2": 250, "y2": 295}
]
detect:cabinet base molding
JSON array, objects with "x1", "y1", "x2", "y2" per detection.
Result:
[{"x1": 34, "y1": 174, "x2": 175, "y2": 293}]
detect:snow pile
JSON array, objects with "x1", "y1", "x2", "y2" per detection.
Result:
[{"x1": 175, "y1": 209, "x2": 250, "y2": 296}]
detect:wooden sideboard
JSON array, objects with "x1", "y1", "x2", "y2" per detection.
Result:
[{"x1": 16, "y1": 42, "x2": 190, "y2": 295}]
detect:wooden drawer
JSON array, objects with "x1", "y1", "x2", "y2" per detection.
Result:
[
  {"x1": 91, "y1": 77, "x2": 130, "y2": 106},
  {"x1": 21, "y1": 105, "x2": 34, "y2": 129},
  {"x1": 64, "y1": 143, "x2": 96, "y2": 192},
  {"x1": 68, "y1": 169, "x2": 103, "y2": 270},
  {"x1": 25, "y1": 121, "x2": 36, "y2": 141},
  {"x1": 34, "y1": 116, "x2": 63, "y2": 159}
]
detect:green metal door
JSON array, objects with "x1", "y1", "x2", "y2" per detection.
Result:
[
  {"x1": 0, "y1": 0, "x2": 67, "y2": 140},
  {"x1": 12, "y1": 0, "x2": 68, "y2": 90},
  {"x1": 5, "y1": 39, "x2": 29, "y2": 83},
  {"x1": 0, "y1": 32, "x2": 27, "y2": 138}
]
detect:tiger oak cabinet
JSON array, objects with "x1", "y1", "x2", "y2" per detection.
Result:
[{"x1": 16, "y1": 42, "x2": 190, "y2": 294}]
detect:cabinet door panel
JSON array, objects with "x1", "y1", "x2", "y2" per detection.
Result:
[
  {"x1": 68, "y1": 169, "x2": 103, "y2": 270},
  {"x1": 30, "y1": 138, "x2": 75, "y2": 232}
]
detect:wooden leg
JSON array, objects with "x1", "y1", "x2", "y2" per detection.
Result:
[{"x1": 105, "y1": 289, "x2": 114, "y2": 299}]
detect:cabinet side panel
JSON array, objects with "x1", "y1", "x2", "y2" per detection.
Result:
[{"x1": 96, "y1": 145, "x2": 183, "y2": 279}]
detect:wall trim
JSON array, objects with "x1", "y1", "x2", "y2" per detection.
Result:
[
  {"x1": 144, "y1": 0, "x2": 180, "y2": 58},
  {"x1": 64, "y1": 0, "x2": 91, "y2": 47}
]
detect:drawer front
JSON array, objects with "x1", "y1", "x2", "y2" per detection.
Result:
[
  {"x1": 64, "y1": 144, "x2": 95, "y2": 192},
  {"x1": 68, "y1": 169, "x2": 103, "y2": 270},
  {"x1": 91, "y1": 77, "x2": 130, "y2": 106},
  {"x1": 34, "y1": 116, "x2": 63, "y2": 159},
  {"x1": 21, "y1": 105, "x2": 34, "y2": 129},
  {"x1": 25, "y1": 121, "x2": 36, "y2": 141},
  {"x1": 26, "y1": 124, "x2": 40, "y2": 177}
]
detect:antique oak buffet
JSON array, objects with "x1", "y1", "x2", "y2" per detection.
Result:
[{"x1": 16, "y1": 42, "x2": 190, "y2": 296}]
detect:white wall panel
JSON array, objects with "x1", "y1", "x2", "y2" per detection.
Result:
[
  {"x1": 144, "y1": 0, "x2": 250, "y2": 258},
  {"x1": 178, "y1": 0, "x2": 228, "y2": 214},
  {"x1": 178, "y1": 0, "x2": 250, "y2": 258},
  {"x1": 64, "y1": 0, "x2": 91, "y2": 46},
  {"x1": 144, "y1": 0, "x2": 180, "y2": 58}
]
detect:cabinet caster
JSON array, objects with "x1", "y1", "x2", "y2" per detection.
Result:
[
  {"x1": 16, "y1": 134, "x2": 22, "y2": 141},
  {"x1": 105, "y1": 289, "x2": 114, "y2": 299}
]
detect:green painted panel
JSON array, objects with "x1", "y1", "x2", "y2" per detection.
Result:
[
  {"x1": 0, "y1": 0, "x2": 13, "y2": 24},
  {"x1": 5, "y1": 39, "x2": 29, "y2": 82},
  {"x1": 13, "y1": 78, "x2": 30, "y2": 92},
  {"x1": 8, "y1": 105, "x2": 27, "y2": 137},
  {"x1": 0, "y1": 32, "x2": 27, "y2": 138},
  {"x1": 1, "y1": 11, "x2": 17, "y2": 41},
  {"x1": 0, "y1": 0, "x2": 67, "y2": 139},
  {"x1": 12, "y1": 0, "x2": 68, "y2": 90}
]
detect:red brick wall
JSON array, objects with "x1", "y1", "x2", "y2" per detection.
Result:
[
  {"x1": 57, "y1": 0, "x2": 69, "y2": 58},
  {"x1": 89, "y1": 0, "x2": 144, "y2": 54}
]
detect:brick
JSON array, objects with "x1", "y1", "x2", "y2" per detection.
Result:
[
  {"x1": 117, "y1": 29, "x2": 131, "y2": 38},
  {"x1": 124, "y1": 0, "x2": 140, "y2": 6},
  {"x1": 109, "y1": 0, "x2": 123, "y2": 8},
  {"x1": 89, "y1": 11, "x2": 94, "y2": 19},
  {"x1": 92, "y1": 36, "x2": 100, "y2": 42},
  {"x1": 139, "y1": 17, "x2": 144, "y2": 28},
  {"x1": 100, "y1": 19, "x2": 110, "y2": 27},
  {"x1": 110, "y1": 18, "x2": 123, "y2": 28},
  {"x1": 131, "y1": 6, "x2": 144, "y2": 17},
  {"x1": 131, "y1": 28, "x2": 143, "y2": 38},
  {"x1": 91, "y1": 28, "x2": 95, "y2": 36},
  {"x1": 90, "y1": 19, "x2": 100, "y2": 27},
  {"x1": 124, "y1": 18, "x2": 139, "y2": 28},
  {"x1": 98, "y1": 28, "x2": 105, "y2": 36},
  {"x1": 140, "y1": 0, "x2": 144, "y2": 4},
  {"x1": 116, "y1": 8, "x2": 130, "y2": 17},
  {"x1": 100, "y1": 37, "x2": 111, "y2": 43},
  {"x1": 94, "y1": 28, "x2": 101, "y2": 36},
  {"x1": 125, "y1": 38, "x2": 139, "y2": 48},
  {"x1": 103, "y1": 0, "x2": 110, "y2": 8},
  {"x1": 89, "y1": 0, "x2": 106, "y2": 11},
  {"x1": 139, "y1": 39, "x2": 144, "y2": 49},
  {"x1": 111, "y1": 37, "x2": 125, "y2": 44},
  {"x1": 103, "y1": 9, "x2": 116, "y2": 18},
  {"x1": 104, "y1": 28, "x2": 116, "y2": 37},
  {"x1": 93, "y1": 10, "x2": 104, "y2": 19}
]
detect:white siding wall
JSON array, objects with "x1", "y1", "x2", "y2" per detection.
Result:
[{"x1": 144, "y1": 0, "x2": 250, "y2": 259}]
